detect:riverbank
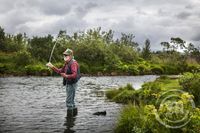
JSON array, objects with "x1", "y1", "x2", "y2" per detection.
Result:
[
  {"x1": 1, "y1": 62, "x2": 200, "y2": 77},
  {"x1": 106, "y1": 73, "x2": 200, "y2": 132}
]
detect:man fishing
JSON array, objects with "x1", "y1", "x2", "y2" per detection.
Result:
[{"x1": 46, "y1": 48, "x2": 80, "y2": 115}]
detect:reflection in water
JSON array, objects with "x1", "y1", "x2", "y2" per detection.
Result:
[
  {"x1": 64, "y1": 108, "x2": 78, "y2": 133},
  {"x1": 64, "y1": 113, "x2": 77, "y2": 133}
]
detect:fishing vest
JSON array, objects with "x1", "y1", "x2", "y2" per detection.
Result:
[{"x1": 63, "y1": 59, "x2": 81, "y2": 85}]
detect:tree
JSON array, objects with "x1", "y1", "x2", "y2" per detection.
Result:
[
  {"x1": 119, "y1": 33, "x2": 138, "y2": 48},
  {"x1": 161, "y1": 41, "x2": 170, "y2": 51},
  {"x1": 170, "y1": 37, "x2": 186, "y2": 51},
  {"x1": 0, "y1": 26, "x2": 6, "y2": 51},
  {"x1": 161, "y1": 37, "x2": 186, "y2": 52},
  {"x1": 142, "y1": 39, "x2": 151, "y2": 59},
  {"x1": 28, "y1": 35, "x2": 54, "y2": 62}
]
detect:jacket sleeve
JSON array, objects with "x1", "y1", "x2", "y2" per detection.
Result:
[{"x1": 52, "y1": 65, "x2": 65, "y2": 74}]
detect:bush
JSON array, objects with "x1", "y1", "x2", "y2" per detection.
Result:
[
  {"x1": 0, "y1": 63, "x2": 9, "y2": 74},
  {"x1": 139, "y1": 81, "x2": 162, "y2": 104},
  {"x1": 113, "y1": 90, "x2": 137, "y2": 103},
  {"x1": 179, "y1": 72, "x2": 200, "y2": 106},
  {"x1": 150, "y1": 65, "x2": 164, "y2": 74},
  {"x1": 79, "y1": 62, "x2": 89, "y2": 74},
  {"x1": 115, "y1": 105, "x2": 146, "y2": 133},
  {"x1": 15, "y1": 51, "x2": 32, "y2": 66},
  {"x1": 115, "y1": 103, "x2": 200, "y2": 133},
  {"x1": 128, "y1": 65, "x2": 139, "y2": 75},
  {"x1": 186, "y1": 65, "x2": 200, "y2": 73},
  {"x1": 106, "y1": 84, "x2": 136, "y2": 103},
  {"x1": 162, "y1": 65, "x2": 179, "y2": 75},
  {"x1": 115, "y1": 104, "x2": 170, "y2": 133},
  {"x1": 106, "y1": 88, "x2": 122, "y2": 100},
  {"x1": 137, "y1": 64, "x2": 151, "y2": 75},
  {"x1": 25, "y1": 64, "x2": 51, "y2": 76}
]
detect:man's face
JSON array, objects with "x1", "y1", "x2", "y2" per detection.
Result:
[{"x1": 64, "y1": 55, "x2": 71, "y2": 62}]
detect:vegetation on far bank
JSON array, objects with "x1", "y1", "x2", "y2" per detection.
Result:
[
  {"x1": 0, "y1": 26, "x2": 200, "y2": 76},
  {"x1": 106, "y1": 73, "x2": 200, "y2": 132}
]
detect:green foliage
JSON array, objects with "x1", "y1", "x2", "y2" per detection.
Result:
[
  {"x1": 179, "y1": 72, "x2": 200, "y2": 106},
  {"x1": 115, "y1": 100, "x2": 200, "y2": 133},
  {"x1": 0, "y1": 63, "x2": 9, "y2": 74},
  {"x1": 162, "y1": 65, "x2": 179, "y2": 75},
  {"x1": 28, "y1": 35, "x2": 54, "y2": 62},
  {"x1": 150, "y1": 65, "x2": 164, "y2": 74},
  {"x1": 105, "y1": 88, "x2": 122, "y2": 100},
  {"x1": 128, "y1": 65, "x2": 140, "y2": 75},
  {"x1": 79, "y1": 62, "x2": 90, "y2": 74},
  {"x1": 0, "y1": 26, "x2": 200, "y2": 76},
  {"x1": 14, "y1": 51, "x2": 32, "y2": 66},
  {"x1": 115, "y1": 104, "x2": 170, "y2": 133},
  {"x1": 0, "y1": 27, "x2": 27, "y2": 52},
  {"x1": 25, "y1": 64, "x2": 51, "y2": 76},
  {"x1": 186, "y1": 64, "x2": 200, "y2": 73},
  {"x1": 137, "y1": 64, "x2": 151, "y2": 75},
  {"x1": 112, "y1": 90, "x2": 137, "y2": 104},
  {"x1": 106, "y1": 84, "x2": 136, "y2": 103},
  {"x1": 139, "y1": 81, "x2": 162, "y2": 104},
  {"x1": 141, "y1": 39, "x2": 151, "y2": 59},
  {"x1": 115, "y1": 104, "x2": 146, "y2": 133},
  {"x1": 107, "y1": 76, "x2": 200, "y2": 132}
]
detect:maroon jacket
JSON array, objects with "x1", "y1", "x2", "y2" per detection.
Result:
[{"x1": 53, "y1": 60, "x2": 79, "y2": 80}]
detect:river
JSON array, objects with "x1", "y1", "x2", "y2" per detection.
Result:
[{"x1": 0, "y1": 75, "x2": 158, "y2": 133}]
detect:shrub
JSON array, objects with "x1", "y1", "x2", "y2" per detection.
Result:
[
  {"x1": 186, "y1": 65, "x2": 200, "y2": 73},
  {"x1": 150, "y1": 65, "x2": 164, "y2": 74},
  {"x1": 179, "y1": 72, "x2": 200, "y2": 106},
  {"x1": 106, "y1": 88, "x2": 122, "y2": 100},
  {"x1": 112, "y1": 90, "x2": 136, "y2": 103},
  {"x1": 14, "y1": 51, "x2": 32, "y2": 66},
  {"x1": 115, "y1": 104, "x2": 170, "y2": 133},
  {"x1": 106, "y1": 84, "x2": 136, "y2": 103},
  {"x1": 137, "y1": 64, "x2": 151, "y2": 75},
  {"x1": 128, "y1": 65, "x2": 139, "y2": 75},
  {"x1": 79, "y1": 62, "x2": 89, "y2": 74},
  {"x1": 25, "y1": 64, "x2": 51, "y2": 76},
  {"x1": 115, "y1": 103, "x2": 200, "y2": 133},
  {"x1": 0, "y1": 63, "x2": 9, "y2": 74},
  {"x1": 162, "y1": 65, "x2": 179, "y2": 75},
  {"x1": 139, "y1": 82, "x2": 162, "y2": 104}
]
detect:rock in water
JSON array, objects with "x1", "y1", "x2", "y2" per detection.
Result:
[{"x1": 93, "y1": 111, "x2": 106, "y2": 116}]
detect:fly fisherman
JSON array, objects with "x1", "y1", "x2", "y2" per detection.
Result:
[{"x1": 46, "y1": 48, "x2": 80, "y2": 116}]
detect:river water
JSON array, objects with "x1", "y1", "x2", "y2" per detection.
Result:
[{"x1": 0, "y1": 75, "x2": 158, "y2": 133}]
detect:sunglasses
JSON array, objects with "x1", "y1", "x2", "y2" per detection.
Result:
[{"x1": 63, "y1": 54, "x2": 70, "y2": 57}]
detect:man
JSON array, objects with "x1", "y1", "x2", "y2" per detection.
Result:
[{"x1": 46, "y1": 48, "x2": 80, "y2": 115}]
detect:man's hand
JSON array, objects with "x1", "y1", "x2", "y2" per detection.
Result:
[
  {"x1": 60, "y1": 73, "x2": 68, "y2": 78},
  {"x1": 46, "y1": 62, "x2": 54, "y2": 68}
]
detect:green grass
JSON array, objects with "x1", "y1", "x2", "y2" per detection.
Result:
[
  {"x1": 106, "y1": 76, "x2": 182, "y2": 104},
  {"x1": 155, "y1": 77, "x2": 182, "y2": 90},
  {"x1": 111, "y1": 74, "x2": 200, "y2": 133},
  {"x1": 105, "y1": 83, "x2": 136, "y2": 103}
]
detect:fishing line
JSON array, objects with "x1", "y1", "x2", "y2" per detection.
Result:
[{"x1": 48, "y1": 38, "x2": 60, "y2": 63}]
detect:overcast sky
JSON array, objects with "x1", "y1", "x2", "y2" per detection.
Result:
[{"x1": 0, "y1": 0, "x2": 200, "y2": 50}]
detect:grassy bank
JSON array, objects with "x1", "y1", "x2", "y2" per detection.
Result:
[{"x1": 106, "y1": 73, "x2": 200, "y2": 132}]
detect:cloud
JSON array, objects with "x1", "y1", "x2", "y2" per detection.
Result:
[
  {"x1": 75, "y1": 2, "x2": 98, "y2": 18},
  {"x1": 0, "y1": 0, "x2": 200, "y2": 50},
  {"x1": 176, "y1": 12, "x2": 192, "y2": 19}
]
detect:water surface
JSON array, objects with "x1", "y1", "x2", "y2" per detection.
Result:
[{"x1": 0, "y1": 75, "x2": 158, "y2": 133}]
